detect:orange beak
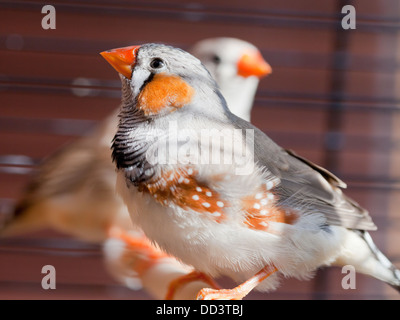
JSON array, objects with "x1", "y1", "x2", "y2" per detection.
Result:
[
  {"x1": 237, "y1": 50, "x2": 272, "y2": 79},
  {"x1": 100, "y1": 45, "x2": 140, "y2": 79}
]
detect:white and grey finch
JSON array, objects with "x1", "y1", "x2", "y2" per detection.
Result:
[
  {"x1": 1, "y1": 38, "x2": 270, "y2": 299},
  {"x1": 103, "y1": 43, "x2": 400, "y2": 299},
  {"x1": 1, "y1": 38, "x2": 268, "y2": 240},
  {"x1": 191, "y1": 37, "x2": 271, "y2": 121}
]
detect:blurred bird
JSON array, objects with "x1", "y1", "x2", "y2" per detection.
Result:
[
  {"x1": 1, "y1": 38, "x2": 270, "y2": 298},
  {"x1": 191, "y1": 37, "x2": 271, "y2": 121},
  {"x1": 104, "y1": 43, "x2": 400, "y2": 300}
]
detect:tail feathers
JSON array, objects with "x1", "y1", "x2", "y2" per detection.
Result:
[
  {"x1": 390, "y1": 271, "x2": 400, "y2": 293},
  {"x1": 356, "y1": 230, "x2": 400, "y2": 292}
]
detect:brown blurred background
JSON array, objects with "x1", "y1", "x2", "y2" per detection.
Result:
[{"x1": 1, "y1": 0, "x2": 400, "y2": 300}]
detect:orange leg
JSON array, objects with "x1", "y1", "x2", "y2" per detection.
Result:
[
  {"x1": 196, "y1": 265, "x2": 278, "y2": 300},
  {"x1": 165, "y1": 270, "x2": 221, "y2": 300},
  {"x1": 107, "y1": 227, "x2": 169, "y2": 276}
]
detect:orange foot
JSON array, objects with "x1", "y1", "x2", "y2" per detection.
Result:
[
  {"x1": 165, "y1": 270, "x2": 220, "y2": 300},
  {"x1": 196, "y1": 265, "x2": 278, "y2": 300}
]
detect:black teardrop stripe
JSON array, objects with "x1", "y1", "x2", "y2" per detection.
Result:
[{"x1": 112, "y1": 73, "x2": 159, "y2": 185}]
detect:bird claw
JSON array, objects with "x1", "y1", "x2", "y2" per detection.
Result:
[
  {"x1": 196, "y1": 288, "x2": 245, "y2": 300},
  {"x1": 196, "y1": 265, "x2": 278, "y2": 300},
  {"x1": 165, "y1": 271, "x2": 220, "y2": 300}
]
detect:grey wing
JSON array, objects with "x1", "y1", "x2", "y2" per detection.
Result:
[
  {"x1": 280, "y1": 148, "x2": 376, "y2": 230},
  {"x1": 284, "y1": 149, "x2": 346, "y2": 189},
  {"x1": 231, "y1": 115, "x2": 377, "y2": 231}
]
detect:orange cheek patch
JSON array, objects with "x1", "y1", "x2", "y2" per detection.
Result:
[
  {"x1": 242, "y1": 182, "x2": 298, "y2": 231},
  {"x1": 137, "y1": 73, "x2": 195, "y2": 116},
  {"x1": 139, "y1": 168, "x2": 226, "y2": 222}
]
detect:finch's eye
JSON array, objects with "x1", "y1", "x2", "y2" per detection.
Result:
[
  {"x1": 212, "y1": 55, "x2": 221, "y2": 64},
  {"x1": 150, "y1": 58, "x2": 164, "y2": 69}
]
